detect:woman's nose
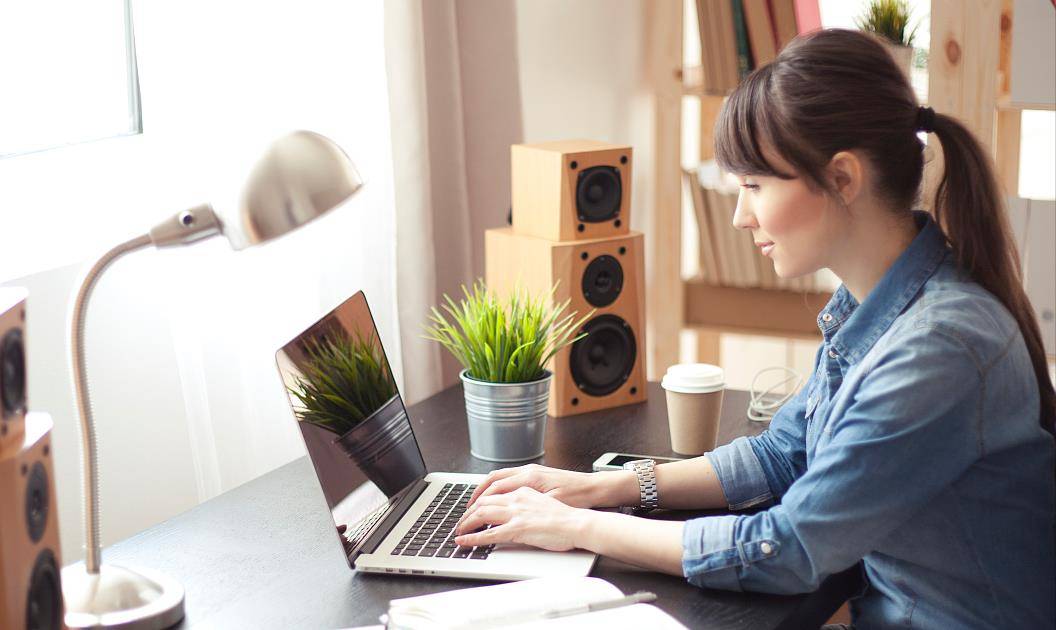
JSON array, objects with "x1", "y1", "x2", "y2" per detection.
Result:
[{"x1": 732, "y1": 191, "x2": 757, "y2": 230}]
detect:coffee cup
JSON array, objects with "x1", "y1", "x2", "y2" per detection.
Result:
[{"x1": 661, "y1": 363, "x2": 725, "y2": 455}]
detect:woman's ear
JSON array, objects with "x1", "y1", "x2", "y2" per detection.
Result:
[{"x1": 827, "y1": 150, "x2": 865, "y2": 206}]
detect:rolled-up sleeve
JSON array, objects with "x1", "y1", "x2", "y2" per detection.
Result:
[
  {"x1": 683, "y1": 327, "x2": 982, "y2": 594},
  {"x1": 705, "y1": 345, "x2": 818, "y2": 509}
]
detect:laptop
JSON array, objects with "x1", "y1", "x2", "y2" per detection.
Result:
[{"x1": 275, "y1": 290, "x2": 597, "y2": 580}]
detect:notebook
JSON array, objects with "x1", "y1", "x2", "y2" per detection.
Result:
[{"x1": 384, "y1": 577, "x2": 688, "y2": 629}]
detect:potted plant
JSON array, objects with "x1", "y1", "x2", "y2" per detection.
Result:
[
  {"x1": 289, "y1": 327, "x2": 425, "y2": 495},
  {"x1": 424, "y1": 280, "x2": 592, "y2": 462},
  {"x1": 857, "y1": 0, "x2": 918, "y2": 80}
]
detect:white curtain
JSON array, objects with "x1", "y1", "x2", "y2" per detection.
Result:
[{"x1": 384, "y1": 0, "x2": 525, "y2": 404}]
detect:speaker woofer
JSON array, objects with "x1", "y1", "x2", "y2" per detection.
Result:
[
  {"x1": 581, "y1": 255, "x2": 624, "y2": 307},
  {"x1": 27, "y1": 549, "x2": 61, "y2": 630},
  {"x1": 575, "y1": 166, "x2": 621, "y2": 223},
  {"x1": 26, "y1": 461, "x2": 49, "y2": 544},
  {"x1": 570, "y1": 315, "x2": 636, "y2": 396},
  {"x1": 2, "y1": 328, "x2": 26, "y2": 418}
]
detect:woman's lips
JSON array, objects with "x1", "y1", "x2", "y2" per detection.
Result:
[{"x1": 756, "y1": 241, "x2": 775, "y2": 257}]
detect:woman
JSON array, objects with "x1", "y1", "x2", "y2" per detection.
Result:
[{"x1": 453, "y1": 29, "x2": 1055, "y2": 628}]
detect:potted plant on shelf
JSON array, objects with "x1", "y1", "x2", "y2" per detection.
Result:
[
  {"x1": 856, "y1": 0, "x2": 918, "y2": 80},
  {"x1": 424, "y1": 280, "x2": 592, "y2": 462},
  {"x1": 289, "y1": 327, "x2": 424, "y2": 495}
]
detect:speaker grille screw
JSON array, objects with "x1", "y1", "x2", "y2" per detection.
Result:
[
  {"x1": 577, "y1": 224, "x2": 585, "y2": 232},
  {"x1": 630, "y1": 386, "x2": 638, "y2": 395},
  {"x1": 569, "y1": 160, "x2": 578, "y2": 170},
  {"x1": 620, "y1": 155, "x2": 628, "y2": 164},
  {"x1": 571, "y1": 397, "x2": 579, "y2": 406},
  {"x1": 580, "y1": 252, "x2": 588, "y2": 260},
  {"x1": 614, "y1": 219, "x2": 622, "y2": 228},
  {"x1": 619, "y1": 246, "x2": 626, "y2": 255}
]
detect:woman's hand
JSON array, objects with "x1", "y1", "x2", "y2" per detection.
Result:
[
  {"x1": 465, "y1": 463, "x2": 633, "y2": 510},
  {"x1": 454, "y1": 486, "x2": 592, "y2": 552}
]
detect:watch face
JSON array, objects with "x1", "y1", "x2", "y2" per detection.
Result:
[{"x1": 622, "y1": 458, "x2": 653, "y2": 470}]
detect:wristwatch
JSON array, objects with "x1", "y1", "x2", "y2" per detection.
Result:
[{"x1": 623, "y1": 459, "x2": 659, "y2": 513}]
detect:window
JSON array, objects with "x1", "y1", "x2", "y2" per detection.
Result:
[{"x1": 0, "y1": 0, "x2": 141, "y2": 158}]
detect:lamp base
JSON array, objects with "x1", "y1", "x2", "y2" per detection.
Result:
[{"x1": 61, "y1": 563, "x2": 185, "y2": 629}]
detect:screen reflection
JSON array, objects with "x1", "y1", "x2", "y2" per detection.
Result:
[{"x1": 276, "y1": 291, "x2": 427, "y2": 561}]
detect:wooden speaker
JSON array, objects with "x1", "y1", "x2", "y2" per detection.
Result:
[
  {"x1": 0, "y1": 289, "x2": 64, "y2": 630},
  {"x1": 1, "y1": 288, "x2": 27, "y2": 458},
  {"x1": 486, "y1": 228, "x2": 646, "y2": 417},
  {"x1": 511, "y1": 139, "x2": 632, "y2": 242}
]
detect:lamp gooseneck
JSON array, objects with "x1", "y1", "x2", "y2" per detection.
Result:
[{"x1": 70, "y1": 234, "x2": 153, "y2": 574}]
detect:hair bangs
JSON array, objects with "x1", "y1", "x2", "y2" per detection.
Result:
[{"x1": 714, "y1": 68, "x2": 795, "y2": 180}]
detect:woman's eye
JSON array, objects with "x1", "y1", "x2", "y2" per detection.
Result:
[{"x1": 740, "y1": 183, "x2": 759, "y2": 191}]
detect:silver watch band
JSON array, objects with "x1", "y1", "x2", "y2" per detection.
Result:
[{"x1": 623, "y1": 459, "x2": 658, "y2": 511}]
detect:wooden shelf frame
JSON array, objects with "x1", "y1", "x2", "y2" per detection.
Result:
[{"x1": 645, "y1": 0, "x2": 1022, "y2": 377}]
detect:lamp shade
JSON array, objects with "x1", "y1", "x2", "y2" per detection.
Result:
[{"x1": 235, "y1": 130, "x2": 364, "y2": 249}]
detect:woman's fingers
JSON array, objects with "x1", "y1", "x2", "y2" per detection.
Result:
[
  {"x1": 454, "y1": 505, "x2": 512, "y2": 539},
  {"x1": 467, "y1": 466, "x2": 525, "y2": 506},
  {"x1": 458, "y1": 492, "x2": 513, "y2": 531},
  {"x1": 455, "y1": 521, "x2": 514, "y2": 548},
  {"x1": 473, "y1": 474, "x2": 532, "y2": 505}
]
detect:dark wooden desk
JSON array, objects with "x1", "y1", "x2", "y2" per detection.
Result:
[{"x1": 101, "y1": 383, "x2": 813, "y2": 628}]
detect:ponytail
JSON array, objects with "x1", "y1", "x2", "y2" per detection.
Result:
[{"x1": 930, "y1": 114, "x2": 1056, "y2": 438}]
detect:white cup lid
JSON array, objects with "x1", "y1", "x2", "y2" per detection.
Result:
[{"x1": 661, "y1": 363, "x2": 725, "y2": 394}]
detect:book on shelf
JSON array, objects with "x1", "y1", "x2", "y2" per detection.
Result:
[
  {"x1": 768, "y1": 0, "x2": 799, "y2": 53},
  {"x1": 695, "y1": 0, "x2": 738, "y2": 92},
  {"x1": 730, "y1": 0, "x2": 755, "y2": 80},
  {"x1": 691, "y1": 0, "x2": 820, "y2": 93},
  {"x1": 793, "y1": 0, "x2": 822, "y2": 34},
  {"x1": 383, "y1": 576, "x2": 688, "y2": 629},
  {"x1": 742, "y1": 0, "x2": 777, "y2": 67},
  {"x1": 683, "y1": 168, "x2": 721, "y2": 284}
]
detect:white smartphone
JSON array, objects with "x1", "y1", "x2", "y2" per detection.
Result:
[{"x1": 591, "y1": 452, "x2": 686, "y2": 472}]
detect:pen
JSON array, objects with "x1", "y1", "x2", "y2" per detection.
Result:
[
  {"x1": 540, "y1": 591, "x2": 657, "y2": 620},
  {"x1": 384, "y1": 591, "x2": 659, "y2": 629}
]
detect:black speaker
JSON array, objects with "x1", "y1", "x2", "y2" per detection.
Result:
[
  {"x1": 575, "y1": 166, "x2": 622, "y2": 223},
  {"x1": 569, "y1": 314, "x2": 638, "y2": 396},
  {"x1": 581, "y1": 254, "x2": 624, "y2": 308}
]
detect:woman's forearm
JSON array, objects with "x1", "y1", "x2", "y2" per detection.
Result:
[
  {"x1": 574, "y1": 510, "x2": 686, "y2": 576},
  {"x1": 597, "y1": 455, "x2": 729, "y2": 510}
]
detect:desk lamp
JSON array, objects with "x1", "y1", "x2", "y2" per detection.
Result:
[{"x1": 60, "y1": 130, "x2": 363, "y2": 629}]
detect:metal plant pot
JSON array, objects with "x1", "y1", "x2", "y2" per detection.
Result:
[
  {"x1": 333, "y1": 394, "x2": 425, "y2": 496},
  {"x1": 460, "y1": 369, "x2": 551, "y2": 462}
]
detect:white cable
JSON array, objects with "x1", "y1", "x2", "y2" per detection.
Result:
[{"x1": 747, "y1": 366, "x2": 803, "y2": 423}]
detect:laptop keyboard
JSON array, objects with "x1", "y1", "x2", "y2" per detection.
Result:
[
  {"x1": 344, "y1": 500, "x2": 391, "y2": 549},
  {"x1": 390, "y1": 483, "x2": 495, "y2": 560}
]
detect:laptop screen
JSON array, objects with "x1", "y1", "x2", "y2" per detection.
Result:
[{"x1": 276, "y1": 291, "x2": 427, "y2": 562}]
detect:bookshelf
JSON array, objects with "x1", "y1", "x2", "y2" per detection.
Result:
[{"x1": 644, "y1": 0, "x2": 1032, "y2": 377}]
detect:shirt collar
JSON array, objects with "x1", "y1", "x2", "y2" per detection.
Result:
[{"x1": 820, "y1": 211, "x2": 949, "y2": 364}]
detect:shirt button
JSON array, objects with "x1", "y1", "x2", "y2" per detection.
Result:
[
  {"x1": 760, "y1": 542, "x2": 773, "y2": 555},
  {"x1": 822, "y1": 313, "x2": 833, "y2": 323},
  {"x1": 828, "y1": 349, "x2": 838, "y2": 359}
]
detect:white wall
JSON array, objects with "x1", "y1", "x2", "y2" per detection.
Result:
[
  {"x1": 514, "y1": 0, "x2": 654, "y2": 236},
  {"x1": 0, "y1": 1, "x2": 399, "y2": 561}
]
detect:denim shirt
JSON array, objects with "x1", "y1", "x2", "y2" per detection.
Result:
[{"x1": 684, "y1": 212, "x2": 1056, "y2": 628}]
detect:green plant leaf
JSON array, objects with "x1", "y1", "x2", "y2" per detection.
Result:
[{"x1": 421, "y1": 279, "x2": 593, "y2": 383}]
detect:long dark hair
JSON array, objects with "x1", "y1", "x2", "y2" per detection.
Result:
[{"x1": 714, "y1": 28, "x2": 1055, "y2": 439}]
